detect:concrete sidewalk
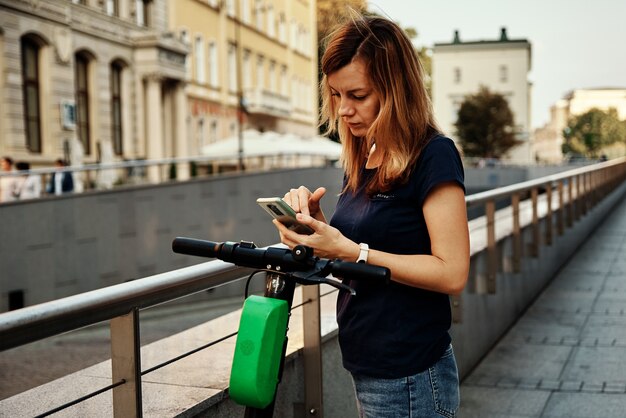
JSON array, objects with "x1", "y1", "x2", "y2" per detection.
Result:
[{"x1": 459, "y1": 196, "x2": 626, "y2": 418}]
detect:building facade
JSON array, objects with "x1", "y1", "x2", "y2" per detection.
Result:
[
  {"x1": 533, "y1": 88, "x2": 626, "y2": 163},
  {"x1": 169, "y1": 0, "x2": 319, "y2": 158},
  {"x1": 0, "y1": 0, "x2": 189, "y2": 180},
  {"x1": 432, "y1": 28, "x2": 532, "y2": 164}
]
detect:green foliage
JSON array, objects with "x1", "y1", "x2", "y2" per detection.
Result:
[
  {"x1": 454, "y1": 86, "x2": 521, "y2": 158},
  {"x1": 562, "y1": 108, "x2": 626, "y2": 158}
]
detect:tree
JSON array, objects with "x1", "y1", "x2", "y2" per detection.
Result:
[
  {"x1": 562, "y1": 108, "x2": 626, "y2": 158},
  {"x1": 454, "y1": 86, "x2": 521, "y2": 158}
]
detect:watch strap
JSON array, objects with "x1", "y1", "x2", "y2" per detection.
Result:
[{"x1": 357, "y1": 243, "x2": 369, "y2": 263}]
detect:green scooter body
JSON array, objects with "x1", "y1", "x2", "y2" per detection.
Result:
[{"x1": 229, "y1": 295, "x2": 289, "y2": 408}]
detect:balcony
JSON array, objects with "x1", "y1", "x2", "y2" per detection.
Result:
[{"x1": 243, "y1": 88, "x2": 292, "y2": 117}]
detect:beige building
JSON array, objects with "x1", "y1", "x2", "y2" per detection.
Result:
[
  {"x1": 169, "y1": 0, "x2": 319, "y2": 158},
  {"x1": 533, "y1": 88, "x2": 626, "y2": 163},
  {"x1": 432, "y1": 28, "x2": 532, "y2": 164},
  {"x1": 0, "y1": 0, "x2": 189, "y2": 180}
]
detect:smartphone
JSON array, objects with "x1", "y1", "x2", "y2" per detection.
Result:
[{"x1": 256, "y1": 197, "x2": 315, "y2": 235}]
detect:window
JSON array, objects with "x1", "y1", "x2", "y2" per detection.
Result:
[
  {"x1": 21, "y1": 37, "x2": 42, "y2": 153},
  {"x1": 290, "y1": 20, "x2": 297, "y2": 49},
  {"x1": 452, "y1": 100, "x2": 463, "y2": 123},
  {"x1": 136, "y1": 0, "x2": 151, "y2": 26},
  {"x1": 195, "y1": 36, "x2": 205, "y2": 84},
  {"x1": 296, "y1": 25, "x2": 306, "y2": 54},
  {"x1": 180, "y1": 30, "x2": 191, "y2": 79},
  {"x1": 280, "y1": 65, "x2": 287, "y2": 96},
  {"x1": 278, "y1": 13, "x2": 286, "y2": 43},
  {"x1": 241, "y1": 0, "x2": 250, "y2": 23},
  {"x1": 209, "y1": 120, "x2": 218, "y2": 144},
  {"x1": 75, "y1": 52, "x2": 91, "y2": 154},
  {"x1": 110, "y1": 62, "x2": 123, "y2": 155},
  {"x1": 255, "y1": 0, "x2": 263, "y2": 31},
  {"x1": 228, "y1": 44, "x2": 237, "y2": 92},
  {"x1": 106, "y1": 0, "x2": 119, "y2": 16},
  {"x1": 499, "y1": 65, "x2": 508, "y2": 83},
  {"x1": 269, "y1": 60, "x2": 276, "y2": 92},
  {"x1": 291, "y1": 77, "x2": 297, "y2": 108},
  {"x1": 208, "y1": 41, "x2": 218, "y2": 87},
  {"x1": 225, "y1": 0, "x2": 235, "y2": 17},
  {"x1": 197, "y1": 118, "x2": 205, "y2": 148},
  {"x1": 267, "y1": 6, "x2": 275, "y2": 38},
  {"x1": 453, "y1": 67, "x2": 461, "y2": 84},
  {"x1": 256, "y1": 55, "x2": 264, "y2": 89},
  {"x1": 243, "y1": 50, "x2": 252, "y2": 89}
]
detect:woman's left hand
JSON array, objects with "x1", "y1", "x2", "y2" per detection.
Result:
[{"x1": 273, "y1": 213, "x2": 359, "y2": 261}]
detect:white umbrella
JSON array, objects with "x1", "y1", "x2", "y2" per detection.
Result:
[{"x1": 201, "y1": 130, "x2": 342, "y2": 160}]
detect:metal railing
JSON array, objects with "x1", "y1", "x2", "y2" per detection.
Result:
[
  {"x1": 0, "y1": 259, "x2": 252, "y2": 417},
  {"x1": 0, "y1": 152, "x2": 339, "y2": 197},
  {"x1": 1, "y1": 157, "x2": 625, "y2": 416},
  {"x1": 464, "y1": 157, "x2": 626, "y2": 295}
]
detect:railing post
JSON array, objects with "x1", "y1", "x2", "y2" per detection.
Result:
[
  {"x1": 586, "y1": 173, "x2": 596, "y2": 212},
  {"x1": 592, "y1": 170, "x2": 600, "y2": 205},
  {"x1": 511, "y1": 193, "x2": 521, "y2": 273},
  {"x1": 580, "y1": 174, "x2": 587, "y2": 217},
  {"x1": 486, "y1": 200, "x2": 497, "y2": 293},
  {"x1": 110, "y1": 308, "x2": 143, "y2": 418},
  {"x1": 530, "y1": 188, "x2": 539, "y2": 257},
  {"x1": 545, "y1": 183, "x2": 553, "y2": 246},
  {"x1": 567, "y1": 177, "x2": 574, "y2": 227},
  {"x1": 451, "y1": 294, "x2": 462, "y2": 324},
  {"x1": 557, "y1": 180, "x2": 564, "y2": 236},
  {"x1": 302, "y1": 285, "x2": 323, "y2": 418}
]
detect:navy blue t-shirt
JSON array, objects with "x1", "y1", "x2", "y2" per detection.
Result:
[{"x1": 329, "y1": 135, "x2": 465, "y2": 378}]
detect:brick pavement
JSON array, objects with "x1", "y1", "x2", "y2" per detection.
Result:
[{"x1": 460, "y1": 196, "x2": 626, "y2": 418}]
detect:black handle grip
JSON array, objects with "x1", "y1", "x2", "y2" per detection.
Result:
[
  {"x1": 331, "y1": 260, "x2": 390, "y2": 283},
  {"x1": 172, "y1": 237, "x2": 391, "y2": 285},
  {"x1": 172, "y1": 237, "x2": 222, "y2": 258}
]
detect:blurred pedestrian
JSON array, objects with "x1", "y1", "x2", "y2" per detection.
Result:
[
  {"x1": 0, "y1": 156, "x2": 18, "y2": 203},
  {"x1": 46, "y1": 158, "x2": 74, "y2": 195},
  {"x1": 13, "y1": 162, "x2": 41, "y2": 200}
]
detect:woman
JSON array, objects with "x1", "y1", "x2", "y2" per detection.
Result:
[{"x1": 274, "y1": 14, "x2": 469, "y2": 418}]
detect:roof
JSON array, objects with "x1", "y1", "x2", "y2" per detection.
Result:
[{"x1": 434, "y1": 27, "x2": 530, "y2": 51}]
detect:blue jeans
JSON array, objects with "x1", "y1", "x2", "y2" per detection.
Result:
[{"x1": 352, "y1": 344, "x2": 459, "y2": 418}]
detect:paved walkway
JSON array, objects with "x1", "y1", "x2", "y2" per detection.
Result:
[{"x1": 460, "y1": 196, "x2": 626, "y2": 418}]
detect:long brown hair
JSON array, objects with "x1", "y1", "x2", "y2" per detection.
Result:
[{"x1": 320, "y1": 14, "x2": 440, "y2": 193}]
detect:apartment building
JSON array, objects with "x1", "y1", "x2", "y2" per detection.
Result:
[
  {"x1": 169, "y1": 0, "x2": 318, "y2": 157},
  {"x1": 0, "y1": 0, "x2": 188, "y2": 177},
  {"x1": 432, "y1": 28, "x2": 533, "y2": 164}
]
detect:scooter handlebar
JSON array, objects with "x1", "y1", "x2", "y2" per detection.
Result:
[
  {"x1": 172, "y1": 237, "x2": 222, "y2": 258},
  {"x1": 329, "y1": 259, "x2": 390, "y2": 283},
  {"x1": 172, "y1": 237, "x2": 390, "y2": 284}
]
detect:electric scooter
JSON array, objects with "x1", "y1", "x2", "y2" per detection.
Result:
[{"x1": 172, "y1": 237, "x2": 390, "y2": 418}]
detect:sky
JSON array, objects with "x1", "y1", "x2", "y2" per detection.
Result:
[{"x1": 368, "y1": 0, "x2": 626, "y2": 129}]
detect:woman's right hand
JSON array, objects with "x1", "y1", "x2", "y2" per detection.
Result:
[{"x1": 283, "y1": 186, "x2": 327, "y2": 223}]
